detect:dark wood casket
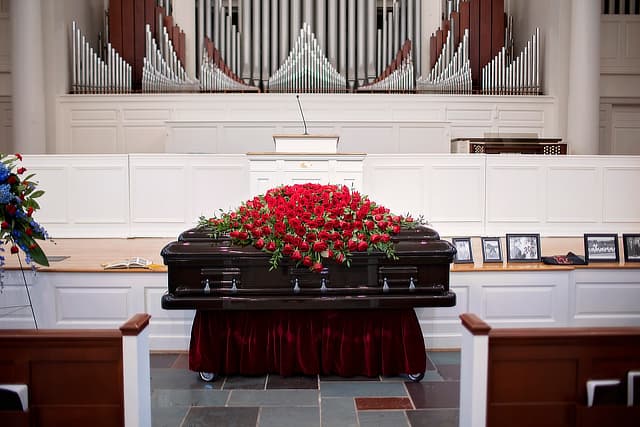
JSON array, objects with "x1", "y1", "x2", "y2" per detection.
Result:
[{"x1": 161, "y1": 224, "x2": 456, "y2": 379}]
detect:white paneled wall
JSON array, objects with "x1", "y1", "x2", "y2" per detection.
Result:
[
  {"x1": 23, "y1": 153, "x2": 640, "y2": 238},
  {"x1": 56, "y1": 94, "x2": 559, "y2": 155}
]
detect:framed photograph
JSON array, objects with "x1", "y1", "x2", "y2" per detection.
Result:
[
  {"x1": 584, "y1": 234, "x2": 619, "y2": 263},
  {"x1": 481, "y1": 237, "x2": 503, "y2": 263},
  {"x1": 506, "y1": 233, "x2": 541, "y2": 262},
  {"x1": 452, "y1": 237, "x2": 474, "y2": 264},
  {"x1": 622, "y1": 234, "x2": 640, "y2": 262}
]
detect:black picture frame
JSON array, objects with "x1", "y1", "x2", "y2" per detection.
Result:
[
  {"x1": 481, "y1": 237, "x2": 502, "y2": 263},
  {"x1": 506, "y1": 233, "x2": 541, "y2": 262},
  {"x1": 583, "y1": 233, "x2": 619, "y2": 263},
  {"x1": 622, "y1": 234, "x2": 640, "y2": 262},
  {"x1": 452, "y1": 237, "x2": 474, "y2": 264}
]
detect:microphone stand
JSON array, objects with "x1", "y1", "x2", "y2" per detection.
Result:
[{"x1": 296, "y1": 94, "x2": 309, "y2": 135}]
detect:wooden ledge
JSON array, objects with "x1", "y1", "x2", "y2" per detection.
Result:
[
  {"x1": 459, "y1": 313, "x2": 491, "y2": 335},
  {"x1": 119, "y1": 313, "x2": 151, "y2": 336}
]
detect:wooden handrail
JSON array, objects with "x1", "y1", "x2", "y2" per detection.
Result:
[
  {"x1": 459, "y1": 313, "x2": 491, "y2": 335},
  {"x1": 119, "y1": 313, "x2": 151, "y2": 336}
]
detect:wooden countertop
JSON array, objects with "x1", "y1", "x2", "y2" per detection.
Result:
[{"x1": 1, "y1": 237, "x2": 637, "y2": 273}]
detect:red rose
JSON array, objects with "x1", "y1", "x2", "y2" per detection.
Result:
[
  {"x1": 357, "y1": 240, "x2": 368, "y2": 251},
  {"x1": 392, "y1": 225, "x2": 400, "y2": 234},
  {"x1": 370, "y1": 234, "x2": 381, "y2": 243},
  {"x1": 266, "y1": 241, "x2": 277, "y2": 252},
  {"x1": 251, "y1": 228, "x2": 263, "y2": 238},
  {"x1": 254, "y1": 238, "x2": 265, "y2": 249},
  {"x1": 381, "y1": 234, "x2": 390, "y2": 243},
  {"x1": 377, "y1": 221, "x2": 388, "y2": 229},
  {"x1": 347, "y1": 240, "x2": 358, "y2": 251},
  {"x1": 305, "y1": 232, "x2": 317, "y2": 242},
  {"x1": 302, "y1": 256, "x2": 313, "y2": 267},
  {"x1": 312, "y1": 262, "x2": 323, "y2": 272},
  {"x1": 365, "y1": 220, "x2": 375, "y2": 230},
  {"x1": 262, "y1": 226, "x2": 272, "y2": 236},
  {"x1": 229, "y1": 230, "x2": 240, "y2": 239},
  {"x1": 25, "y1": 227, "x2": 33, "y2": 236},
  {"x1": 312, "y1": 241, "x2": 327, "y2": 252},
  {"x1": 17, "y1": 167, "x2": 26, "y2": 174},
  {"x1": 14, "y1": 153, "x2": 22, "y2": 161},
  {"x1": 291, "y1": 250, "x2": 302, "y2": 261},
  {"x1": 299, "y1": 241, "x2": 310, "y2": 252},
  {"x1": 335, "y1": 253, "x2": 345, "y2": 263},
  {"x1": 238, "y1": 231, "x2": 249, "y2": 240},
  {"x1": 333, "y1": 240, "x2": 344, "y2": 250},
  {"x1": 282, "y1": 243, "x2": 294, "y2": 255},
  {"x1": 1, "y1": 221, "x2": 9, "y2": 229},
  {"x1": 27, "y1": 207, "x2": 34, "y2": 217},
  {"x1": 7, "y1": 175, "x2": 17, "y2": 184},
  {"x1": 10, "y1": 245, "x2": 18, "y2": 254},
  {"x1": 374, "y1": 214, "x2": 383, "y2": 221}
]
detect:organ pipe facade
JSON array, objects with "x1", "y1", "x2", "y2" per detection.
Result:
[{"x1": 69, "y1": 0, "x2": 544, "y2": 95}]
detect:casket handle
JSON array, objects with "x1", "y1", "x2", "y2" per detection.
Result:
[
  {"x1": 292, "y1": 278, "x2": 301, "y2": 293},
  {"x1": 383, "y1": 277, "x2": 390, "y2": 293}
]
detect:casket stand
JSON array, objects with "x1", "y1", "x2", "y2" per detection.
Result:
[{"x1": 161, "y1": 225, "x2": 456, "y2": 380}]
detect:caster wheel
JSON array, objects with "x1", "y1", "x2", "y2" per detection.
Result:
[
  {"x1": 199, "y1": 371, "x2": 218, "y2": 382},
  {"x1": 407, "y1": 372, "x2": 424, "y2": 382}
]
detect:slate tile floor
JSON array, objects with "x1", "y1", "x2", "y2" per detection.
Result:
[{"x1": 150, "y1": 351, "x2": 460, "y2": 427}]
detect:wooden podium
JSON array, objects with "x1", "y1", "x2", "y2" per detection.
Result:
[{"x1": 273, "y1": 135, "x2": 340, "y2": 154}]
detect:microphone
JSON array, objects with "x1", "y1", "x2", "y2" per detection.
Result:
[{"x1": 296, "y1": 94, "x2": 309, "y2": 135}]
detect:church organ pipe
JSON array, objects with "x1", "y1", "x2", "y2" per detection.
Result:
[
  {"x1": 71, "y1": 21, "x2": 132, "y2": 94},
  {"x1": 481, "y1": 28, "x2": 540, "y2": 95},
  {"x1": 71, "y1": 0, "x2": 544, "y2": 95}
]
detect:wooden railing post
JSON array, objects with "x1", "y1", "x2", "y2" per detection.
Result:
[
  {"x1": 459, "y1": 313, "x2": 491, "y2": 427},
  {"x1": 120, "y1": 313, "x2": 152, "y2": 427}
]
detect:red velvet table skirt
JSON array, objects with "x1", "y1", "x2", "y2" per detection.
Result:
[{"x1": 189, "y1": 309, "x2": 426, "y2": 377}]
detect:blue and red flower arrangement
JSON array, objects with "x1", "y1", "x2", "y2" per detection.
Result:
[{"x1": 0, "y1": 153, "x2": 49, "y2": 269}]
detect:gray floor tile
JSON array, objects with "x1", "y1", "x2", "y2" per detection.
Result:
[
  {"x1": 358, "y1": 410, "x2": 411, "y2": 427},
  {"x1": 266, "y1": 374, "x2": 318, "y2": 389},
  {"x1": 321, "y1": 397, "x2": 358, "y2": 427},
  {"x1": 223, "y1": 375, "x2": 268, "y2": 390},
  {"x1": 423, "y1": 370, "x2": 445, "y2": 382},
  {"x1": 258, "y1": 406, "x2": 320, "y2": 427},
  {"x1": 320, "y1": 381, "x2": 408, "y2": 398},
  {"x1": 227, "y1": 389, "x2": 319, "y2": 407},
  {"x1": 182, "y1": 406, "x2": 259, "y2": 427},
  {"x1": 152, "y1": 389, "x2": 230, "y2": 408},
  {"x1": 437, "y1": 365, "x2": 460, "y2": 381},
  {"x1": 427, "y1": 351, "x2": 461, "y2": 366},
  {"x1": 151, "y1": 368, "x2": 221, "y2": 390},
  {"x1": 406, "y1": 408, "x2": 459, "y2": 427},
  {"x1": 151, "y1": 407, "x2": 189, "y2": 427}
]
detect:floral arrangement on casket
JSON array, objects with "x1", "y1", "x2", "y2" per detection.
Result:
[
  {"x1": 199, "y1": 183, "x2": 421, "y2": 272},
  {"x1": 0, "y1": 153, "x2": 49, "y2": 268}
]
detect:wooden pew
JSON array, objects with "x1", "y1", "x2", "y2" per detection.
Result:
[
  {"x1": 459, "y1": 313, "x2": 640, "y2": 427},
  {"x1": 0, "y1": 313, "x2": 151, "y2": 427}
]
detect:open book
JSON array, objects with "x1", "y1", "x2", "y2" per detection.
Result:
[{"x1": 102, "y1": 257, "x2": 152, "y2": 270}]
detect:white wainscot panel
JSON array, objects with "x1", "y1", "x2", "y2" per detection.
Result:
[
  {"x1": 486, "y1": 164, "x2": 542, "y2": 223},
  {"x1": 546, "y1": 167, "x2": 600, "y2": 223},
  {"x1": 71, "y1": 126, "x2": 118, "y2": 153},
  {"x1": 191, "y1": 162, "x2": 249, "y2": 217},
  {"x1": 416, "y1": 285, "x2": 470, "y2": 349},
  {"x1": 55, "y1": 287, "x2": 131, "y2": 326},
  {"x1": 446, "y1": 108, "x2": 492, "y2": 121},
  {"x1": 70, "y1": 165, "x2": 129, "y2": 224},
  {"x1": 123, "y1": 126, "x2": 167, "y2": 153},
  {"x1": 144, "y1": 287, "x2": 194, "y2": 350},
  {"x1": 364, "y1": 162, "x2": 425, "y2": 217},
  {"x1": 130, "y1": 163, "x2": 187, "y2": 224},
  {"x1": 221, "y1": 125, "x2": 277, "y2": 153},
  {"x1": 338, "y1": 125, "x2": 395, "y2": 153},
  {"x1": 429, "y1": 162, "x2": 484, "y2": 234},
  {"x1": 603, "y1": 166, "x2": 640, "y2": 222},
  {"x1": 479, "y1": 272, "x2": 568, "y2": 326},
  {"x1": 25, "y1": 166, "x2": 69, "y2": 223},
  {"x1": 497, "y1": 109, "x2": 544, "y2": 123},
  {"x1": 0, "y1": 283, "x2": 38, "y2": 328},
  {"x1": 70, "y1": 109, "x2": 117, "y2": 121},
  {"x1": 167, "y1": 124, "x2": 219, "y2": 153},
  {"x1": 572, "y1": 269, "x2": 640, "y2": 325},
  {"x1": 397, "y1": 125, "x2": 449, "y2": 153}
]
